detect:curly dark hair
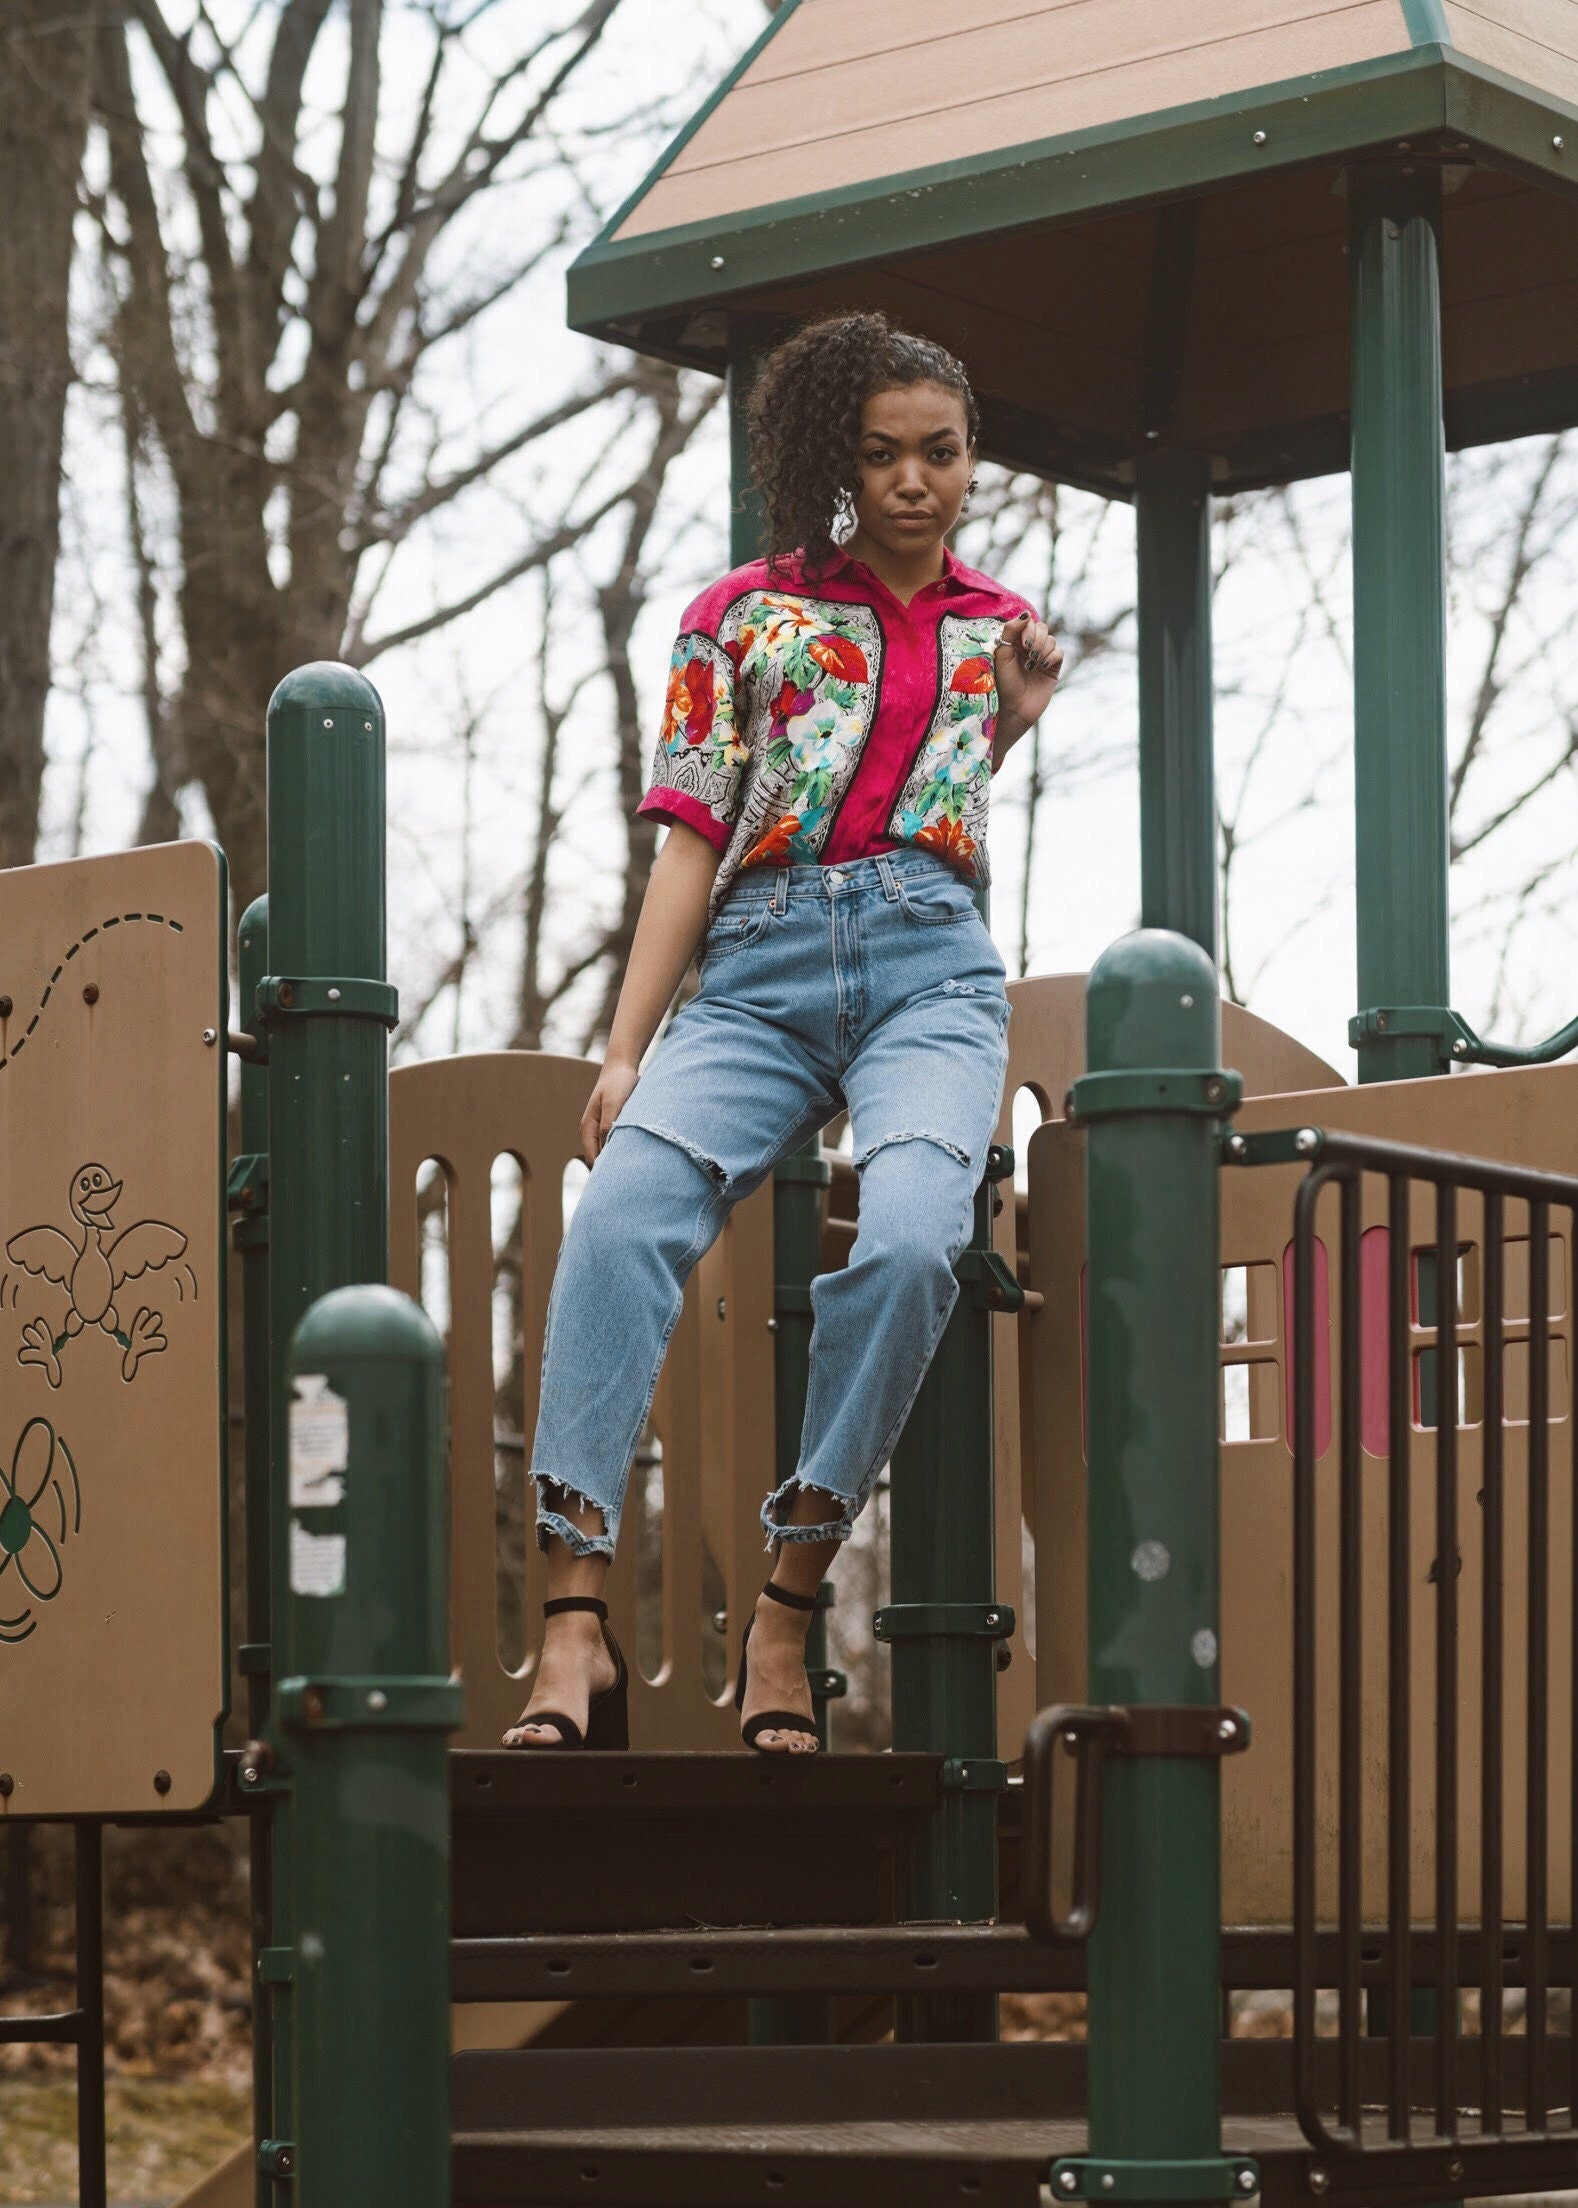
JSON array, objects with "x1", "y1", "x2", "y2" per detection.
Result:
[{"x1": 745, "y1": 310, "x2": 980, "y2": 584}]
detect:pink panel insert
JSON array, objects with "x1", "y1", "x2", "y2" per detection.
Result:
[{"x1": 1282, "y1": 1234, "x2": 1331, "y2": 1459}]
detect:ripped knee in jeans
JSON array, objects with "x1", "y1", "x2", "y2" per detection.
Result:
[{"x1": 759, "y1": 1470, "x2": 857, "y2": 1551}]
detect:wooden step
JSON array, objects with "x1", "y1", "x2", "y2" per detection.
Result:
[
  {"x1": 451, "y1": 1924, "x2": 1079, "y2": 2003},
  {"x1": 452, "y1": 1753, "x2": 942, "y2": 1937},
  {"x1": 451, "y1": 2042, "x2": 1083, "y2": 2207}
]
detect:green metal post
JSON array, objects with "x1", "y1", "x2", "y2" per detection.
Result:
[
  {"x1": 1349, "y1": 163, "x2": 1451, "y2": 1084},
  {"x1": 256, "y1": 661, "x2": 391, "y2": 2190},
  {"x1": 1080, "y1": 931, "x2": 1235, "y2": 2194},
  {"x1": 234, "y1": 895, "x2": 273, "y2": 2208},
  {"x1": 1136, "y1": 448, "x2": 1217, "y2": 963},
  {"x1": 283, "y1": 1285, "x2": 457, "y2": 2207},
  {"x1": 887, "y1": 1133, "x2": 1012, "y2": 2044}
]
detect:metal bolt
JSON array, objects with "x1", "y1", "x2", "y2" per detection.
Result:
[
  {"x1": 323, "y1": 717, "x2": 334, "y2": 728},
  {"x1": 1307, "y1": 2169, "x2": 1329, "y2": 2197},
  {"x1": 1447, "y1": 2159, "x2": 1464, "y2": 2186},
  {"x1": 1101, "y1": 2176, "x2": 1116, "y2": 2193},
  {"x1": 153, "y1": 1769, "x2": 172, "y2": 1795},
  {"x1": 202, "y1": 1028, "x2": 218, "y2": 1046},
  {"x1": 1252, "y1": 129, "x2": 1267, "y2": 146},
  {"x1": 1376, "y1": 1011, "x2": 1389, "y2": 1030},
  {"x1": 1227, "y1": 1134, "x2": 1247, "y2": 1161},
  {"x1": 713, "y1": 1609, "x2": 728, "y2": 1633},
  {"x1": 1180, "y1": 994, "x2": 1195, "y2": 1009},
  {"x1": 278, "y1": 982, "x2": 295, "y2": 1007},
  {"x1": 302, "y1": 1686, "x2": 325, "y2": 1722},
  {"x1": 766, "y1": 1317, "x2": 779, "y2": 1332},
  {"x1": 366, "y1": 1689, "x2": 388, "y2": 1712},
  {"x1": 716, "y1": 1295, "x2": 727, "y2": 1320},
  {"x1": 985, "y1": 1610, "x2": 1000, "y2": 1627},
  {"x1": 1238, "y1": 2172, "x2": 1256, "y2": 2194},
  {"x1": 1451, "y1": 1039, "x2": 1466, "y2": 1057},
  {"x1": 1555, "y1": 134, "x2": 1566, "y2": 152},
  {"x1": 1218, "y1": 1717, "x2": 1237, "y2": 1743},
  {"x1": 1295, "y1": 1128, "x2": 1319, "y2": 1155},
  {"x1": 364, "y1": 720, "x2": 374, "y2": 732},
  {"x1": 1205, "y1": 1078, "x2": 1225, "y2": 1104},
  {"x1": 241, "y1": 1764, "x2": 260, "y2": 1787},
  {"x1": 711, "y1": 255, "x2": 725, "y2": 270},
  {"x1": 1059, "y1": 2174, "x2": 1078, "y2": 2195},
  {"x1": 82, "y1": 982, "x2": 99, "y2": 1006},
  {"x1": 278, "y1": 2150, "x2": 295, "y2": 2176},
  {"x1": 327, "y1": 986, "x2": 342, "y2": 1002}
]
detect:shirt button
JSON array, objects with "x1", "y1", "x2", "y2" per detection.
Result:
[{"x1": 828, "y1": 869, "x2": 845, "y2": 886}]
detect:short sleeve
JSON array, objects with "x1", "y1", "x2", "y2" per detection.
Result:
[{"x1": 635, "y1": 590, "x2": 749, "y2": 854}]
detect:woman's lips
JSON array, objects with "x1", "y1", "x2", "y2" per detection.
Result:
[{"x1": 889, "y1": 513, "x2": 936, "y2": 527}]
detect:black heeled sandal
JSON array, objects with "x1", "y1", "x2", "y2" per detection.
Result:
[
  {"x1": 734, "y1": 1580, "x2": 821, "y2": 1753},
  {"x1": 503, "y1": 1595, "x2": 629, "y2": 1750}
]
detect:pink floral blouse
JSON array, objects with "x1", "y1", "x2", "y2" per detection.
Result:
[{"x1": 636, "y1": 542, "x2": 1038, "y2": 925}]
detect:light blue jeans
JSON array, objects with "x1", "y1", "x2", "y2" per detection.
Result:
[{"x1": 528, "y1": 847, "x2": 1013, "y2": 1559}]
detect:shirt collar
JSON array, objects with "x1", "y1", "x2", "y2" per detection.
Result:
[{"x1": 817, "y1": 540, "x2": 970, "y2": 600}]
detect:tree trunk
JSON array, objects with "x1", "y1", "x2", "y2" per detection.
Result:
[{"x1": 0, "y1": 1, "x2": 93, "y2": 866}]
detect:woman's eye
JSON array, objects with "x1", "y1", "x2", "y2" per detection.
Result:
[{"x1": 932, "y1": 447, "x2": 959, "y2": 462}]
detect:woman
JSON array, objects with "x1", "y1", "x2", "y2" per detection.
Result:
[{"x1": 505, "y1": 309, "x2": 1063, "y2": 1754}]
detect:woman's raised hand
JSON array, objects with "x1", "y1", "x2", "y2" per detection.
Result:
[
  {"x1": 581, "y1": 1060, "x2": 642, "y2": 1169},
  {"x1": 993, "y1": 612, "x2": 1064, "y2": 725}
]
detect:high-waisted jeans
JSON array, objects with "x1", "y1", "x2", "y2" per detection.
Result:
[{"x1": 527, "y1": 846, "x2": 1014, "y2": 1559}]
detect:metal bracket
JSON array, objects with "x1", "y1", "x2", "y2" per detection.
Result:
[
  {"x1": 955, "y1": 1245, "x2": 1026, "y2": 1312},
  {"x1": 227, "y1": 1153, "x2": 269, "y2": 1216},
  {"x1": 256, "y1": 1946, "x2": 294, "y2": 1986},
  {"x1": 1351, "y1": 1002, "x2": 1578, "y2": 1071},
  {"x1": 872, "y1": 1603, "x2": 1014, "y2": 1643},
  {"x1": 941, "y1": 1757, "x2": 1009, "y2": 1792},
  {"x1": 807, "y1": 1667, "x2": 848, "y2": 1701},
  {"x1": 1067, "y1": 1069, "x2": 1243, "y2": 1123},
  {"x1": 258, "y1": 2138, "x2": 297, "y2": 2180},
  {"x1": 984, "y1": 1142, "x2": 1015, "y2": 1182},
  {"x1": 1109, "y1": 1705, "x2": 1251, "y2": 1757},
  {"x1": 255, "y1": 976, "x2": 400, "y2": 1027},
  {"x1": 1051, "y1": 2156, "x2": 1261, "y2": 2201},
  {"x1": 276, "y1": 1674, "x2": 464, "y2": 1731}
]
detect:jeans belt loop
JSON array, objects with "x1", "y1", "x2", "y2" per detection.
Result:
[
  {"x1": 875, "y1": 852, "x2": 899, "y2": 903},
  {"x1": 773, "y1": 870, "x2": 788, "y2": 915}
]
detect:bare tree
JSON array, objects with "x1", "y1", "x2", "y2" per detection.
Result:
[
  {"x1": 84, "y1": 0, "x2": 679, "y2": 904},
  {"x1": 0, "y1": 1, "x2": 94, "y2": 866}
]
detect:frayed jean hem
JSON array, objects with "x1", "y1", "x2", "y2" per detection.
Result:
[
  {"x1": 759, "y1": 1470, "x2": 860, "y2": 1552},
  {"x1": 531, "y1": 1473, "x2": 617, "y2": 1561}
]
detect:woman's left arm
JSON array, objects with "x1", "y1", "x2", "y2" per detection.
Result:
[{"x1": 991, "y1": 612, "x2": 1064, "y2": 772}]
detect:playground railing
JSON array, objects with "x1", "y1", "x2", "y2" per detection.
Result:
[{"x1": 1236, "y1": 1123, "x2": 1578, "y2": 2181}]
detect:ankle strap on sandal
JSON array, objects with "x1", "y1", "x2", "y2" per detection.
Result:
[
  {"x1": 760, "y1": 1580, "x2": 819, "y2": 1613},
  {"x1": 543, "y1": 1595, "x2": 609, "y2": 1620}
]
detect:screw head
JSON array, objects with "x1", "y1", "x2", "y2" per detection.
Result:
[
  {"x1": 1180, "y1": 993, "x2": 1195, "y2": 1009},
  {"x1": 323, "y1": 717, "x2": 334, "y2": 728},
  {"x1": 1059, "y1": 2174, "x2": 1078, "y2": 2194},
  {"x1": 203, "y1": 1028, "x2": 218, "y2": 1046},
  {"x1": 1205, "y1": 1078, "x2": 1226, "y2": 1105},
  {"x1": 1101, "y1": 2176, "x2": 1116, "y2": 2192},
  {"x1": 153, "y1": 1769, "x2": 172, "y2": 1795},
  {"x1": 1295, "y1": 1127, "x2": 1319, "y2": 1155},
  {"x1": 1447, "y1": 2159, "x2": 1464, "y2": 2186},
  {"x1": 366, "y1": 1690, "x2": 388, "y2": 1713},
  {"x1": 1239, "y1": 2172, "x2": 1256, "y2": 2194},
  {"x1": 82, "y1": 982, "x2": 99, "y2": 1006},
  {"x1": 302, "y1": 1686, "x2": 325, "y2": 1722},
  {"x1": 241, "y1": 1765, "x2": 260, "y2": 1787},
  {"x1": 1554, "y1": 134, "x2": 1566, "y2": 151},
  {"x1": 1376, "y1": 1011, "x2": 1390, "y2": 1030},
  {"x1": 1307, "y1": 2169, "x2": 1329, "y2": 2196},
  {"x1": 279, "y1": 2150, "x2": 295, "y2": 2175},
  {"x1": 986, "y1": 1611, "x2": 1000, "y2": 1627},
  {"x1": 716, "y1": 1295, "x2": 727, "y2": 1320},
  {"x1": 710, "y1": 254, "x2": 725, "y2": 270},
  {"x1": 1227, "y1": 1134, "x2": 1247, "y2": 1160},
  {"x1": 1218, "y1": 1717, "x2": 1237, "y2": 1742},
  {"x1": 1451, "y1": 1039, "x2": 1466, "y2": 1056},
  {"x1": 1252, "y1": 128, "x2": 1268, "y2": 146},
  {"x1": 327, "y1": 986, "x2": 342, "y2": 1002}
]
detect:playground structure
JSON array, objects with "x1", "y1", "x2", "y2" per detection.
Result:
[{"x1": 7, "y1": 2, "x2": 1578, "y2": 2204}]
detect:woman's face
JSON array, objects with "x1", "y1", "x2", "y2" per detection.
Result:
[{"x1": 848, "y1": 381, "x2": 973, "y2": 562}]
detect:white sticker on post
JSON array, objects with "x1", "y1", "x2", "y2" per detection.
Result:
[
  {"x1": 290, "y1": 1520, "x2": 347, "y2": 1598},
  {"x1": 290, "y1": 1373, "x2": 348, "y2": 1508}
]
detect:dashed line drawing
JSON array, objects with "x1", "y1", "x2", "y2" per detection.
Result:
[
  {"x1": 5, "y1": 1165, "x2": 193, "y2": 1388},
  {"x1": 0, "y1": 911, "x2": 185, "y2": 1070}
]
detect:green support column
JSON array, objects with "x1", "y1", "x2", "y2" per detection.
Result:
[
  {"x1": 234, "y1": 895, "x2": 273, "y2": 2208},
  {"x1": 1075, "y1": 931, "x2": 1239, "y2": 2197},
  {"x1": 255, "y1": 661, "x2": 392, "y2": 2191},
  {"x1": 283, "y1": 1286, "x2": 457, "y2": 2208},
  {"x1": 1349, "y1": 163, "x2": 1451, "y2": 1084},
  {"x1": 887, "y1": 1142, "x2": 1014, "y2": 2044},
  {"x1": 1136, "y1": 449, "x2": 1217, "y2": 963}
]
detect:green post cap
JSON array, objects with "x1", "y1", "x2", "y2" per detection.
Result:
[
  {"x1": 267, "y1": 662, "x2": 384, "y2": 722},
  {"x1": 1086, "y1": 928, "x2": 1219, "y2": 1075},
  {"x1": 291, "y1": 1284, "x2": 443, "y2": 1370}
]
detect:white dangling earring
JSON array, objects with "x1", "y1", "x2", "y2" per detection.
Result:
[{"x1": 833, "y1": 486, "x2": 855, "y2": 540}]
